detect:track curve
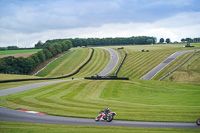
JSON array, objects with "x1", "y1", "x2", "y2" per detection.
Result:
[{"x1": 98, "y1": 47, "x2": 119, "y2": 76}]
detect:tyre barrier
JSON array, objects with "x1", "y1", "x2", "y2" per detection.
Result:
[
  {"x1": 0, "y1": 48, "x2": 94, "y2": 83},
  {"x1": 115, "y1": 53, "x2": 127, "y2": 76},
  {"x1": 85, "y1": 76, "x2": 129, "y2": 80}
]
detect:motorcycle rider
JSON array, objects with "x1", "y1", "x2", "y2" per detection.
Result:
[{"x1": 100, "y1": 107, "x2": 111, "y2": 120}]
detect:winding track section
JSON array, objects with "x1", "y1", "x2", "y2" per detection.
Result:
[
  {"x1": 0, "y1": 48, "x2": 199, "y2": 129},
  {"x1": 98, "y1": 47, "x2": 119, "y2": 76},
  {"x1": 141, "y1": 49, "x2": 200, "y2": 80}
]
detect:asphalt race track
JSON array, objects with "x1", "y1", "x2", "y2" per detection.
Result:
[
  {"x1": 0, "y1": 79, "x2": 82, "y2": 97},
  {"x1": 141, "y1": 49, "x2": 200, "y2": 80},
  {"x1": 0, "y1": 48, "x2": 199, "y2": 129},
  {"x1": 0, "y1": 107, "x2": 199, "y2": 129},
  {"x1": 98, "y1": 47, "x2": 119, "y2": 76}
]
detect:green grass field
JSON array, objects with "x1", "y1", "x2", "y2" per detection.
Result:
[
  {"x1": 36, "y1": 48, "x2": 110, "y2": 78},
  {"x1": 36, "y1": 48, "x2": 90, "y2": 77},
  {"x1": 152, "y1": 51, "x2": 196, "y2": 80},
  {"x1": 73, "y1": 47, "x2": 110, "y2": 78},
  {"x1": 0, "y1": 74, "x2": 40, "y2": 82},
  {"x1": 152, "y1": 44, "x2": 200, "y2": 84},
  {"x1": 163, "y1": 52, "x2": 200, "y2": 84},
  {"x1": 1, "y1": 44, "x2": 200, "y2": 132},
  {"x1": 111, "y1": 44, "x2": 200, "y2": 80},
  {"x1": 1, "y1": 79, "x2": 199, "y2": 123},
  {"x1": 0, "y1": 49, "x2": 41, "y2": 55},
  {"x1": 0, "y1": 121, "x2": 198, "y2": 133}
]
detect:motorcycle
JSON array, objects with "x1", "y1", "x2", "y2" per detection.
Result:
[
  {"x1": 95, "y1": 110, "x2": 116, "y2": 122},
  {"x1": 196, "y1": 118, "x2": 200, "y2": 126}
]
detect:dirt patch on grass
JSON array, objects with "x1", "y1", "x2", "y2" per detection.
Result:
[{"x1": 0, "y1": 52, "x2": 35, "y2": 58}]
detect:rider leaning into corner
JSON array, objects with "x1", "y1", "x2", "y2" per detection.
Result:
[{"x1": 100, "y1": 107, "x2": 111, "y2": 120}]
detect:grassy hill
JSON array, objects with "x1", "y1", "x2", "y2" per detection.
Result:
[
  {"x1": 152, "y1": 43, "x2": 200, "y2": 84},
  {"x1": 163, "y1": 51, "x2": 200, "y2": 84},
  {"x1": 0, "y1": 79, "x2": 199, "y2": 123},
  {"x1": 113, "y1": 44, "x2": 200, "y2": 80},
  {"x1": 36, "y1": 48, "x2": 91, "y2": 77},
  {"x1": 0, "y1": 44, "x2": 200, "y2": 133},
  {"x1": 36, "y1": 47, "x2": 110, "y2": 78},
  {"x1": 74, "y1": 47, "x2": 110, "y2": 78}
]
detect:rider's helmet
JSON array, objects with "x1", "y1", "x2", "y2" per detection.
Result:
[{"x1": 106, "y1": 107, "x2": 110, "y2": 111}]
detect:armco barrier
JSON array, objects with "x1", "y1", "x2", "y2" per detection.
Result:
[
  {"x1": 159, "y1": 50, "x2": 200, "y2": 81},
  {"x1": 85, "y1": 76, "x2": 129, "y2": 80},
  {"x1": 115, "y1": 53, "x2": 127, "y2": 76},
  {"x1": 0, "y1": 48, "x2": 94, "y2": 83}
]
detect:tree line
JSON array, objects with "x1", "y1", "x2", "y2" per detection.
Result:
[
  {"x1": 38, "y1": 36, "x2": 156, "y2": 48},
  {"x1": 181, "y1": 37, "x2": 200, "y2": 43},
  {"x1": 0, "y1": 40, "x2": 72, "y2": 75},
  {"x1": 68, "y1": 36, "x2": 157, "y2": 47},
  {"x1": 0, "y1": 46, "x2": 19, "y2": 51}
]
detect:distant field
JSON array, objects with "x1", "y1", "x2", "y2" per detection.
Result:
[
  {"x1": 1, "y1": 79, "x2": 199, "y2": 123},
  {"x1": 0, "y1": 49, "x2": 41, "y2": 58}
]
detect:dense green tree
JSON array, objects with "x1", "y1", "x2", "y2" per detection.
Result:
[
  {"x1": 29, "y1": 53, "x2": 41, "y2": 67},
  {"x1": 42, "y1": 49, "x2": 52, "y2": 59},
  {"x1": 146, "y1": 39, "x2": 154, "y2": 44},
  {"x1": 160, "y1": 38, "x2": 164, "y2": 43},
  {"x1": 35, "y1": 40, "x2": 43, "y2": 49},
  {"x1": 37, "y1": 51, "x2": 46, "y2": 62},
  {"x1": 181, "y1": 38, "x2": 185, "y2": 42},
  {"x1": 27, "y1": 57, "x2": 36, "y2": 72},
  {"x1": 48, "y1": 44, "x2": 57, "y2": 56},
  {"x1": 68, "y1": 36, "x2": 156, "y2": 46},
  {"x1": 185, "y1": 38, "x2": 192, "y2": 42},
  {"x1": 0, "y1": 59, "x2": 6, "y2": 72},
  {"x1": 2, "y1": 56, "x2": 17, "y2": 74},
  {"x1": 7, "y1": 46, "x2": 18, "y2": 50},
  {"x1": 0, "y1": 47, "x2": 7, "y2": 50},
  {"x1": 54, "y1": 43, "x2": 62, "y2": 54},
  {"x1": 166, "y1": 38, "x2": 170, "y2": 44}
]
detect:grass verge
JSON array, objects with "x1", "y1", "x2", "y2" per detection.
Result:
[{"x1": 0, "y1": 121, "x2": 199, "y2": 133}]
